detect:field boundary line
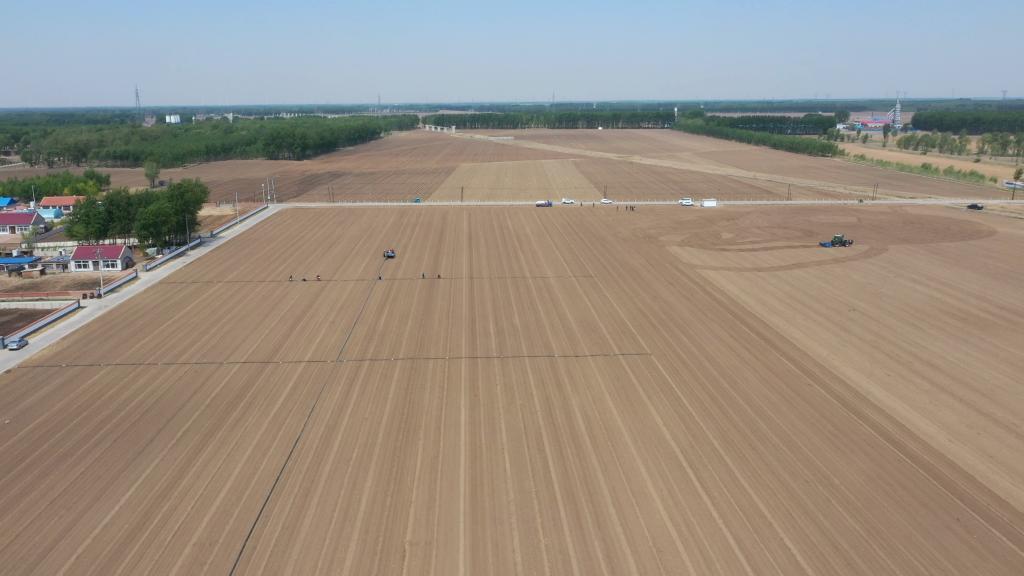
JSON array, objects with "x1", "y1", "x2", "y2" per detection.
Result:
[
  {"x1": 284, "y1": 199, "x2": 1024, "y2": 208},
  {"x1": 21, "y1": 351, "x2": 652, "y2": 370},
  {"x1": 228, "y1": 254, "x2": 392, "y2": 574}
]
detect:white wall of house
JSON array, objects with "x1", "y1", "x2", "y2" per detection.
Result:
[{"x1": 71, "y1": 258, "x2": 127, "y2": 272}]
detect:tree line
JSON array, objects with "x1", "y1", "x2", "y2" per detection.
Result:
[
  {"x1": 422, "y1": 111, "x2": 675, "y2": 129},
  {"x1": 673, "y1": 118, "x2": 842, "y2": 157},
  {"x1": 848, "y1": 154, "x2": 992, "y2": 185},
  {"x1": 910, "y1": 110, "x2": 1024, "y2": 134},
  {"x1": 895, "y1": 131, "x2": 1024, "y2": 158},
  {"x1": 0, "y1": 169, "x2": 110, "y2": 201},
  {"x1": 706, "y1": 114, "x2": 836, "y2": 135},
  {"x1": 7, "y1": 115, "x2": 418, "y2": 168},
  {"x1": 66, "y1": 179, "x2": 209, "y2": 248}
]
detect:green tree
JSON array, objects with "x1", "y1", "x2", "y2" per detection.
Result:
[
  {"x1": 134, "y1": 196, "x2": 175, "y2": 248},
  {"x1": 65, "y1": 196, "x2": 109, "y2": 242},
  {"x1": 67, "y1": 179, "x2": 101, "y2": 198},
  {"x1": 882, "y1": 124, "x2": 892, "y2": 146},
  {"x1": 834, "y1": 110, "x2": 851, "y2": 123},
  {"x1": 144, "y1": 159, "x2": 161, "y2": 188},
  {"x1": 103, "y1": 188, "x2": 138, "y2": 243},
  {"x1": 1013, "y1": 167, "x2": 1023, "y2": 182},
  {"x1": 82, "y1": 168, "x2": 111, "y2": 189},
  {"x1": 990, "y1": 132, "x2": 1012, "y2": 156},
  {"x1": 166, "y1": 179, "x2": 209, "y2": 243},
  {"x1": 957, "y1": 130, "x2": 971, "y2": 155}
]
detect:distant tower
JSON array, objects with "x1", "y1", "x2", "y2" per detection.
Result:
[
  {"x1": 887, "y1": 95, "x2": 903, "y2": 130},
  {"x1": 134, "y1": 86, "x2": 142, "y2": 123},
  {"x1": 1002, "y1": 89, "x2": 1008, "y2": 100}
]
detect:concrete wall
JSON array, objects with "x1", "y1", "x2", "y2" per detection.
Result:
[{"x1": 0, "y1": 300, "x2": 72, "y2": 310}]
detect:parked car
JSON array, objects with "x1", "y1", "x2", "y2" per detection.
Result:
[
  {"x1": 6, "y1": 337, "x2": 28, "y2": 351},
  {"x1": 679, "y1": 198, "x2": 694, "y2": 206},
  {"x1": 701, "y1": 198, "x2": 719, "y2": 208},
  {"x1": 600, "y1": 198, "x2": 614, "y2": 205},
  {"x1": 966, "y1": 203, "x2": 984, "y2": 210},
  {"x1": 561, "y1": 198, "x2": 576, "y2": 205},
  {"x1": 535, "y1": 200, "x2": 553, "y2": 207}
]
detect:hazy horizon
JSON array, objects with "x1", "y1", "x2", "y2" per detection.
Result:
[{"x1": 5, "y1": 0, "x2": 1022, "y2": 108}]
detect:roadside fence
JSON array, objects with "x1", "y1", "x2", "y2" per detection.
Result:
[
  {"x1": 4, "y1": 299, "x2": 80, "y2": 345},
  {"x1": 143, "y1": 238, "x2": 203, "y2": 272}
]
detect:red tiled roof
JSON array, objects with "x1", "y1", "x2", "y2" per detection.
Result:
[
  {"x1": 71, "y1": 244, "x2": 129, "y2": 260},
  {"x1": 0, "y1": 212, "x2": 42, "y2": 226},
  {"x1": 39, "y1": 195, "x2": 85, "y2": 207}
]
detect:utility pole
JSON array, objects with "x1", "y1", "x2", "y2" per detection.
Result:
[
  {"x1": 234, "y1": 189, "x2": 239, "y2": 224},
  {"x1": 262, "y1": 182, "x2": 267, "y2": 204},
  {"x1": 872, "y1": 183, "x2": 878, "y2": 201},
  {"x1": 460, "y1": 186, "x2": 464, "y2": 203},
  {"x1": 95, "y1": 246, "x2": 105, "y2": 297},
  {"x1": 787, "y1": 184, "x2": 792, "y2": 201}
]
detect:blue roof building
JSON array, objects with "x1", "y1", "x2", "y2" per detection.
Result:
[
  {"x1": 0, "y1": 256, "x2": 39, "y2": 271},
  {"x1": 36, "y1": 208, "x2": 64, "y2": 221},
  {"x1": 0, "y1": 197, "x2": 16, "y2": 208}
]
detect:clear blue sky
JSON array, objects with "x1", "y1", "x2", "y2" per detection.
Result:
[{"x1": 4, "y1": 0, "x2": 1022, "y2": 107}]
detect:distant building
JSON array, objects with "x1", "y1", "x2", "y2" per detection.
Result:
[
  {"x1": 39, "y1": 195, "x2": 85, "y2": 213},
  {"x1": 41, "y1": 255, "x2": 70, "y2": 274},
  {"x1": 36, "y1": 208, "x2": 65, "y2": 221},
  {"x1": 0, "y1": 256, "x2": 40, "y2": 273},
  {"x1": 70, "y1": 244, "x2": 134, "y2": 273},
  {"x1": 0, "y1": 212, "x2": 46, "y2": 235},
  {"x1": 0, "y1": 197, "x2": 17, "y2": 209},
  {"x1": 165, "y1": 114, "x2": 182, "y2": 125}
]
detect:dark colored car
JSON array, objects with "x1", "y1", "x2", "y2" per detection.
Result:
[{"x1": 967, "y1": 203, "x2": 984, "y2": 210}]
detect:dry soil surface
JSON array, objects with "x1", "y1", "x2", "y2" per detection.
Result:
[
  {"x1": 0, "y1": 308, "x2": 51, "y2": 335},
  {"x1": 3, "y1": 129, "x2": 1009, "y2": 204},
  {"x1": 0, "y1": 205, "x2": 1022, "y2": 575}
]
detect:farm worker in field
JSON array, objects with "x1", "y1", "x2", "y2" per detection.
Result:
[
  {"x1": 316, "y1": 274, "x2": 321, "y2": 281},
  {"x1": 289, "y1": 275, "x2": 293, "y2": 282}
]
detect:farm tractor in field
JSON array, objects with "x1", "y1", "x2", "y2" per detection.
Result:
[
  {"x1": 820, "y1": 234, "x2": 854, "y2": 248},
  {"x1": 383, "y1": 249, "x2": 396, "y2": 259}
]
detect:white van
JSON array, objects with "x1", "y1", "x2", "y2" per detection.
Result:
[{"x1": 701, "y1": 198, "x2": 718, "y2": 208}]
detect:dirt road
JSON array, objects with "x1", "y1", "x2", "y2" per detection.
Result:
[{"x1": 0, "y1": 205, "x2": 1022, "y2": 574}]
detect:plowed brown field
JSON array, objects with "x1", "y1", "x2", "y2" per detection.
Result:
[
  {"x1": 474, "y1": 130, "x2": 1007, "y2": 200},
  {"x1": 3, "y1": 127, "x2": 1008, "y2": 203},
  {"x1": 1, "y1": 205, "x2": 1022, "y2": 575}
]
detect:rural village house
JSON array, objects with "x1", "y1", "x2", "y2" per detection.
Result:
[
  {"x1": 70, "y1": 244, "x2": 134, "y2": 273},
  {"x1": 0, "y1": 211, "x2": 46, "y2": 235},
  {"x1": 39, "y1": 195, "x2": 85, "y2": 213}
]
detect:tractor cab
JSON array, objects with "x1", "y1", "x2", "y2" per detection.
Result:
[{"x1": 820, "y1": 234, "x2": 854, "y2": 248}]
